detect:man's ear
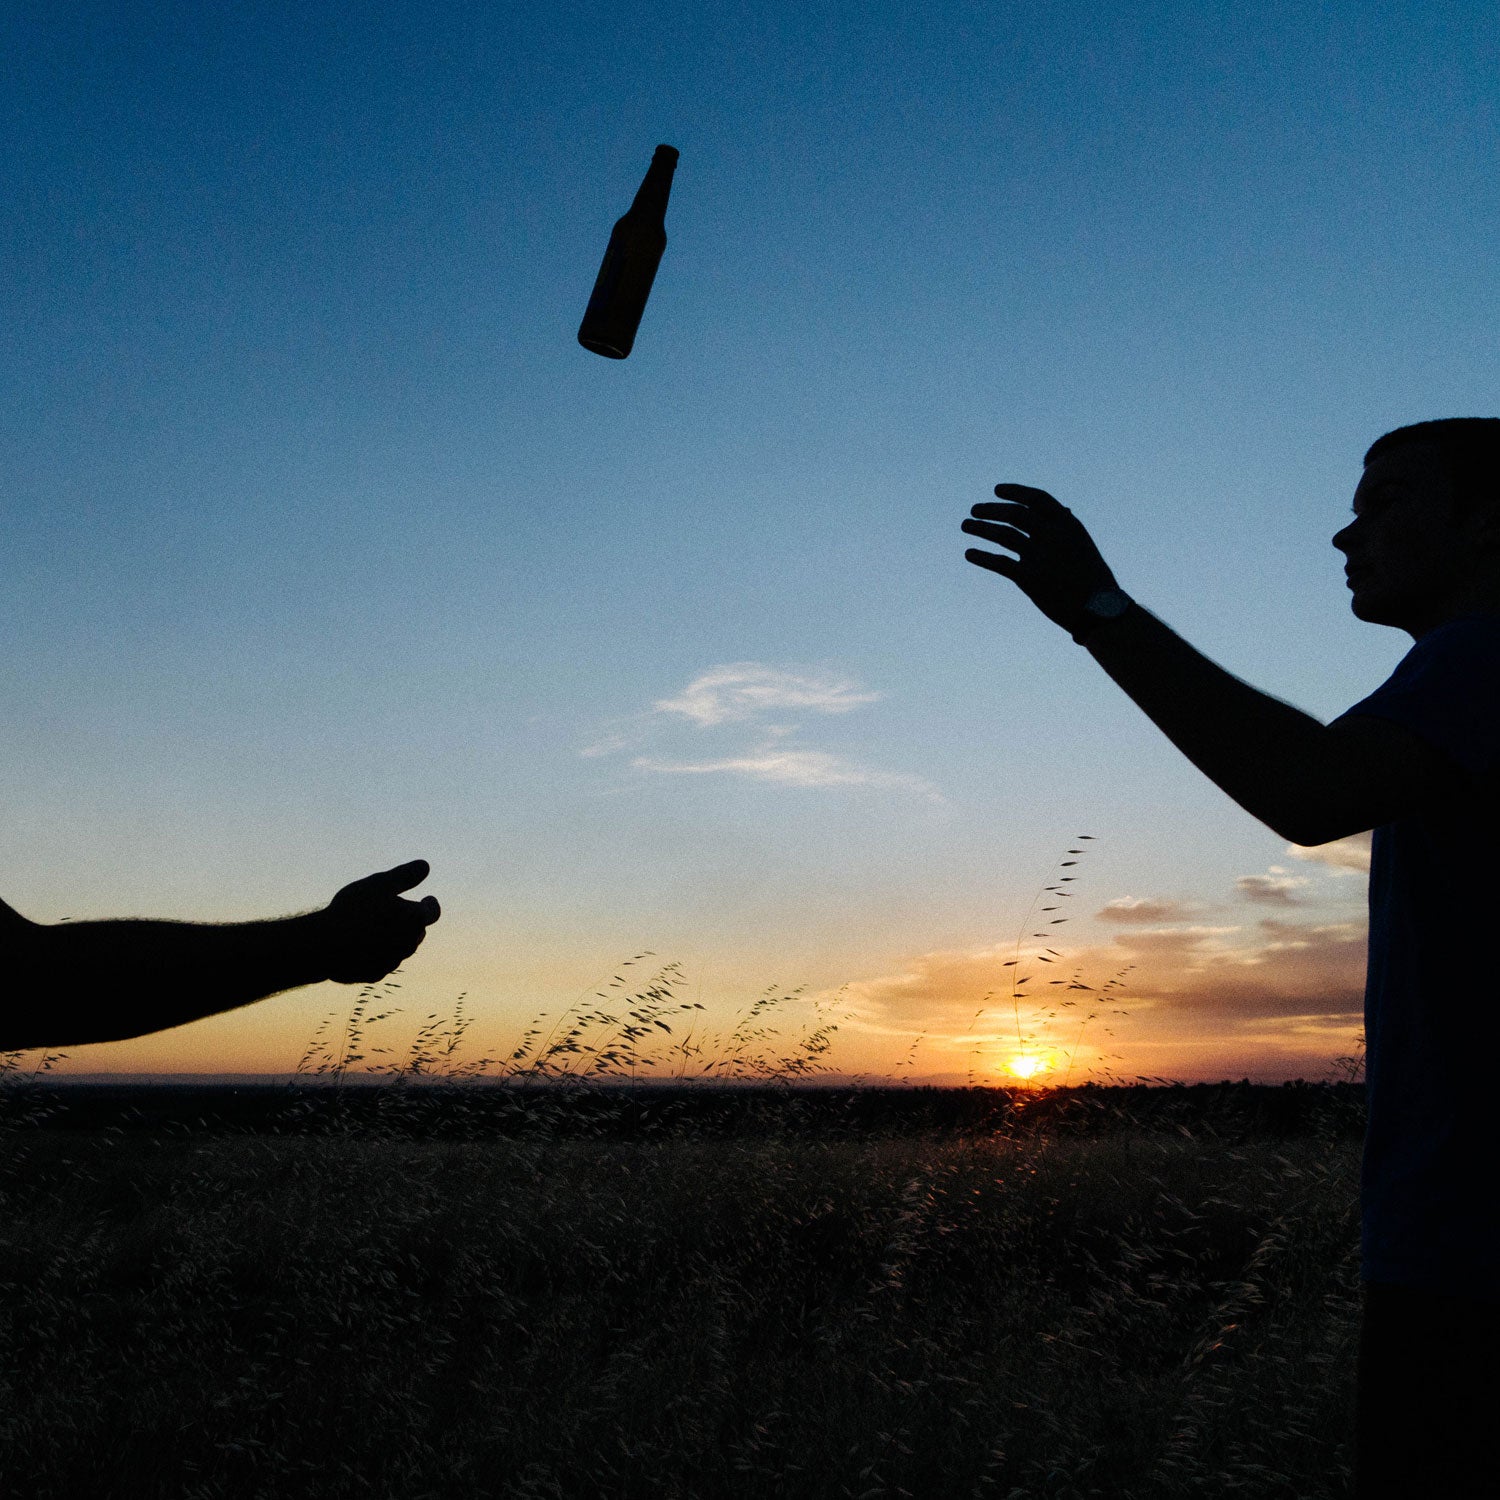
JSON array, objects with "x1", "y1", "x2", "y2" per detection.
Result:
[{"x1": 1471, "y1": 503, "x2": 1500, "y2": 554}]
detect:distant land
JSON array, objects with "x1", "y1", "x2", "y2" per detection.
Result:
[{"x1": 1, "y1": 1078, "x2": 1365, "y2": 1142}]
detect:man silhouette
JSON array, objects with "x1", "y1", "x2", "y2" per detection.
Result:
[
  {"x1": 2, "y1": 859, "x2": 439, "y2": 1051},
  {"x1": 961, "y1": 417, "x2": 1500, "y2": 1498}
]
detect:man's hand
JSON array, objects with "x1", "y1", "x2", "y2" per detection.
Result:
[
  {"x1": 962, "y1": 484, "x2": 1120, "y2": 636},
  {"x1": 316, "y1": 859, "x2": 441, "y2": 984}
]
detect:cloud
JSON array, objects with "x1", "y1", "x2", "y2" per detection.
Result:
[
  {"x1": 1287, "y1": 833, "x2": 1372, "y2": 874},
  {"x1": 1107, "y1": 917, "x2": 1366, "y2": 1022},
  {"x1": 652, "y1": 664, "x2": 879, "y2": 727},
  {"x1": 632, "y1": 748, "x2": 939, "y2": 797},
  {"x1": 1235, "y1": 870, "x2": 1311, "y2": 905},
  {"x1": 585, "y1": 662, "x2": 936, "y2": 799},
  {"x1": 1097, "y1": 896, "x2": 1198, "y2": 924},
  {"x1": 826, "y1": 914, "x2": 1367, "y2": 1062},
  {"x1": 1114, "y1": 925, "x2": 1243, "y2": 956},
  {"x1": 579, "y1": 729, "x2": 634, "y2": 759},
  {"x1": 1255, "y1": 917, "x2": 1364, "y2": 951},
  {"x1": 832, "y1": 946, "x2": 1010, "y2": 1020}
]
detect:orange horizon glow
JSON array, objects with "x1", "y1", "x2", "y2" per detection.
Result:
[
  {"x1": 1006, "y1": 1051, "x2": 1056, "y2": 1082},
  {"x1": 23, "y1": 934, "x2": 1366, "y2": 1090}
]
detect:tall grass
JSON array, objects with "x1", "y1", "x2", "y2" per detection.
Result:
[{"x1": 0, "y1": 1076, "x2": 1362, "y2": 1497}]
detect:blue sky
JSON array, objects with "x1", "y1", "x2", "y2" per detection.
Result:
[{"x1": 3, "y1": 0, "x2": 1495, "y2": 1080}]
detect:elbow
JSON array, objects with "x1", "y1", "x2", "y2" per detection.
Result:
[
  {"x1": 1266, "y1": 815, "x2": 1327, "y2": 847},
  {"x1": 1270, "y1": 811, "x2": 1376, "y2": 849},
  {"x1": 1260, "y1": 800, "x2": 1361, "y2": 849}
]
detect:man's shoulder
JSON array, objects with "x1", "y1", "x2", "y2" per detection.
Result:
[
  {"x1": 1406, "y1": 614, "x2": 1500, "y2": 667},
  {"x1": 1369, "y1": 618, "x2": 1500, "y2": 696},
  {"x1": 1340, "y1": 615, "x2": 1500, "y2": 782}
]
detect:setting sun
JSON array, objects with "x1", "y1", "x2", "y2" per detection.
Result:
[{"x1": 1008, "y1": 1052, "x2": 1055, "y2": 1082}]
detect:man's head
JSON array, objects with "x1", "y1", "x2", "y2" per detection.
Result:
[{"x1": 1333, "y1": 418, "x2": 1500, "y2": 638}]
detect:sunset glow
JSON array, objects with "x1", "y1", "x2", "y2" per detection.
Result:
[
  {"x1": 1008, "y1": 1052, "x2": 1055, "y2": 1083},
  {"x1": 5, "y1": 2, "x2": 1477, "y2": 1085}
]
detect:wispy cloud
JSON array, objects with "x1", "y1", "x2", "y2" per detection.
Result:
[
  {"x1": 1097, "y1": 896, "x2": 1199, "y2": 924},
  {"x1": 633, "y1": 748, "x2": 938, "y2": 796},
  {"x1": 822, "y1": 945, "x2": 1011, "y2": 1026},
  {"x1": 1114, "y1": 924, "x2": 1246, "y2": 957},
  {"x1": 585, "y1": 661, "x2": 936, "y2": 799},
  {"x1": 1235, "y1": 869, "x2": 1311, "y2": 905},
  {"x1": 579, "y1": 729, "x2": 636, "y2": 759},
  {"x1": 653, "y1": 664, "x2": 879, "y2": 727}
]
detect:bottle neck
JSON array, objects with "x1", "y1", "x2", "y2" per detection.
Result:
[{"x1": 628, "y1": 145, "x2": 679, "y2": 220}]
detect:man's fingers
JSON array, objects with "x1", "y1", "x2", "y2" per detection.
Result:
[
  {"x1": 417, "y1": 895, "x2": 440, "y2": 925},
  {"x1": 993, "y1": 483, "x2": 1064, "y2": 508},
  {"x1": 969, "y1": 501, "x2": 1034, "y2": 526},
  {"x1": 964, "y1": 548, "x2": 1019, "y2": 577},
  {"x1": 962, "y1": 518, "x2": 1028, "y2": 551}
]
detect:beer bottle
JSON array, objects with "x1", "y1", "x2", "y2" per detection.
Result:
[{"x1": 578, "y1": 144, "x2": 679, "y2": 359}]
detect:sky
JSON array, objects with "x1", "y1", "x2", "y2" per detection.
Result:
[{"x1": 2, "y1": 0, "x2": 1495, "y2": 1085}]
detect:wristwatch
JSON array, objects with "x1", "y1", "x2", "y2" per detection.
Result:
[{"x1": 1071, "y1": 587, "x2": 1133, "y2": 645}]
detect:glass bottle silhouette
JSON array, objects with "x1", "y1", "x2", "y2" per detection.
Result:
[{"x1": 578, "y1": 145, "x2": 679, "y2": 359}]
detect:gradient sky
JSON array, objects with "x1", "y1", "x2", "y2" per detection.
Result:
[{"x1": 3, "y1": 0, "x2": 1495, "y2": 1083}]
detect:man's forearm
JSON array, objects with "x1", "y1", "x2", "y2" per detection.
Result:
[
  {"x1": 1083, "y1": 603, "x2": 1332, "y2": 843},
  {"x1": 7, "y1": 913, "x2": 333, "y2": 1049},
  {"x1": 2, "y1": 861, "x2": 435, "y2": 1052}
]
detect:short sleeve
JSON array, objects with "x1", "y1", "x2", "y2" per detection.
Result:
[{"x1": 1335, "y1": 617, "x2": 1500, "y2": 779}]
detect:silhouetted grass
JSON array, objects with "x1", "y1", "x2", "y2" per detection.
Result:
[{"x1": 0, "y1": 1075, "x2": 1360, "y2": 1498}]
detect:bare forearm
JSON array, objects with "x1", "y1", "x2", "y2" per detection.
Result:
[
  {"x1": 1084, "y1": 604, "x2": 1331, "y2": 842},
  {"x1": 6, "y1": 913, "x2": 333, "y2": 1049},
  {"x1": 1, "y1": 861, "x2": 437, "y2": 1053}
]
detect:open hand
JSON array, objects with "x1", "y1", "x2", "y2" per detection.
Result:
[
  {"x1": 962, "y1": 484, "x2": 1119, "y2": 636},
  {"x1": 319, "y1": 860, "x2": 440, "y2": 984}
]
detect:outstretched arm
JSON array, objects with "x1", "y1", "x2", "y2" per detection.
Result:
[
  {"x1": 1, "y1": 861, "x2": 440, "y2": 1051},
  {"x1": 961, "y1": 485, "x2": 1449, "y2": 845}
]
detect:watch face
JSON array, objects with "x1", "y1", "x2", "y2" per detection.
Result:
[{"x1": 1087, "y1": 588, "x2": 1131, "y2": 619}]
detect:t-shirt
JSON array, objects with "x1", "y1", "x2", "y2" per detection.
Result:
[{"x1": 1335, "y1": 615, "x2": 1500, "y2": 1295}]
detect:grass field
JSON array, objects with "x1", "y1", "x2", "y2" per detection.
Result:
[{"x1": 0, "y1": 1081, "x2": 1363, "y2": 1499}]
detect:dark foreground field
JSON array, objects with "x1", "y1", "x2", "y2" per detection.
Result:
[{"x1": 0, "y1": 1084, "x2": 1362, "y2": 1499}]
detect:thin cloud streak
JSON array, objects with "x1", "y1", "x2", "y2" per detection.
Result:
[
  {"x1": 1097, "y1": 897, "x2": 1199, "y2": 924},
  {"x1": 1235, "y1": 872, "x2": 1311, "y2": 905},
  {"x1": 652, "y1": 664, "x2": 880, "y2": 727},
  {"x1": 632, "y1": 748, "x2": 940, "y2": 797}
]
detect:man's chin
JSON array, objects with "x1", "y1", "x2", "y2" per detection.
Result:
[
  {"x1": 1350, "y1": 587, "x2": 1427, "y2": 633},
  {"x1": 1349, "y1": 588, "x2": 1400, "y2": 626}
]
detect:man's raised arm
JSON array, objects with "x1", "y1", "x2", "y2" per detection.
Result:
[
  {"x1": 0, "y1": 860, "x2": 439, "y2": 1051},
  {"x1": 960, "y1": 485, "x2": 1450, "y2": 845}
]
